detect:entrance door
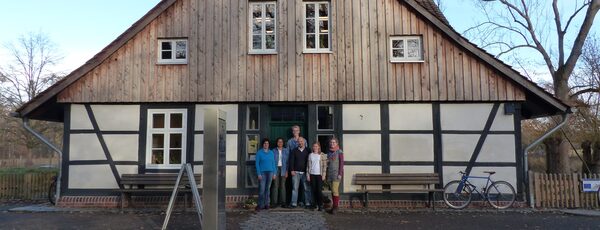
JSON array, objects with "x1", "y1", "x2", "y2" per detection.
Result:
[{"x1": 269, "y1": 106, "x2": 308, "y2": 147}]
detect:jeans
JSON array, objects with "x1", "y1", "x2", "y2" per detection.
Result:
[
  {"x1": 291, "y1": 171, "x2": 312, "y2": 207},
  {"x1": 258, "y1": 171, "x2": 274, "y2": 209},
  {"x1": 270, "y1": 167, "x2": 286, "y2": 205},
  {"x1": 310, "y1": 174, "x2": 324, "y2": 207}
]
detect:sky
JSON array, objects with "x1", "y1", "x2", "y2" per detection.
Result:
[{"x1": 0, "y1": 0, "x2": 598, "y2": 82}]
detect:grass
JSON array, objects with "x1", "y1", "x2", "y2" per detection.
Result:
[{"x1": 0, "y1": 167, "x2": 58, "y2": 175}]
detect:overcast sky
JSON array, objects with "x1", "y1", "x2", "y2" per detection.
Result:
[{"x1": 0, "y1": 0, "x2": 598, "y2": 83}]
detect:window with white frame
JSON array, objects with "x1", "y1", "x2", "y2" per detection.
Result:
[
  {"x1": 303, "y1": 2, "x2": 330, "y2": 52},
  {"x1": 158, "y1": 39, "x2": 188, "y2": 64},
  {"x1": 146, "y1": 109, "x2": 187, "y2": 168},
  {"x1": 249, "y1": 2, "x2": 277, "y2": 54},
  {"x1": 390, "y1": 36, "x2": 423, "y2": 62}
]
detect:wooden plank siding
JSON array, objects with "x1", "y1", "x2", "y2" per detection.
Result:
[{"x1": 57, "y1": 0, "x2": 526, "y2": 103}]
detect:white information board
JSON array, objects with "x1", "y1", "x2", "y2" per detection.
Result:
[{"x1": 582, "y1": 179, "x2": 600, "y2": 192}]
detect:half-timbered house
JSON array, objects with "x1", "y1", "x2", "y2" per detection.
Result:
[{"x1": 14, "y1": 0, "x2": 569, "y2": 208}]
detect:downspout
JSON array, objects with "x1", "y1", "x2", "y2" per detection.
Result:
[
  {"x1": 20, "y1": 116, "x2": 63, "y2": 205},
  {"x1": 523, "y1": 112, "x2": 571, "y2": 208}
]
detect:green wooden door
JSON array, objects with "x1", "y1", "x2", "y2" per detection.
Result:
[{"x1": 269, "y1": 106, "x2": 308, "y2": 147}]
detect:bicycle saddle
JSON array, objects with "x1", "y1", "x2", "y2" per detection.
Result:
[{"x1": 483, "y1": 171, "x2": 496, "y2": 175}]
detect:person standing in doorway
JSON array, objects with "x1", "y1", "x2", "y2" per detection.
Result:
[
  {"x1": 270, "y1": 137, "x2": 289, "y2": 208},
  {"x1": 288, "y1": 137, "x2": 311, "y2": 208},
  {"x1": 286, "y1": 125, "x2": 307, "y2": 151},
  {"x1": 326, "y1": 137, "x2": 344, "y2": 214},
  {"x1": 255, "y1": 138, "x2": 276, "y2": 211},
  {"x1": 307, "y1": 142, "x2": 327, "y2": 211}
]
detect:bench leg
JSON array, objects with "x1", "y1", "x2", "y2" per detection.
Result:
[{"x1": 364, "y1": 192, "x2": 369, "y2": 209}]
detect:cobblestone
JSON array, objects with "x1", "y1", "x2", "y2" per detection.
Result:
[{"x1": 240, "y1": 210, "x2": 327, "y2": 230}]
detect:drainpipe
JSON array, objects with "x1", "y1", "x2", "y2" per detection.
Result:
[
  {"x1": 523, "y1": 112, "x2": 571, "y2": 208},
  {"x1": 18, "y1": 116, "x2": 63, "y2": 205}
]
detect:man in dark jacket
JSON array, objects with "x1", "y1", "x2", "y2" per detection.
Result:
[{"x1": 288, "y1": 137, "x2": 311, "y2": 208}]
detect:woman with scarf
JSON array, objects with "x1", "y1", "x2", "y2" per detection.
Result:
[{"x1": 326, "y1": 137, "x2": 344, "y2": 214}]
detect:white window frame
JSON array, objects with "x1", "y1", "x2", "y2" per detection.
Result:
[
  {"x1": 249, "y1": 2, "x2": 277, "y2": 54},
  {"x1": 146, "y1": 109, "x2": 187, "y2": 169},
  {"x1": 303, "y1": 2, "x2": 331, "y2": 53},
  {"x1": 389, "y1": 36, "x2": 423, "y2": 63},
  {"x1": 157, "y1": 39, "x2": 188, "y2": 64}
]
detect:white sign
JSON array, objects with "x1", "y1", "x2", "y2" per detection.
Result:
[{"x1": 582, "y1": 179, "x2": 600, "y2": 192}]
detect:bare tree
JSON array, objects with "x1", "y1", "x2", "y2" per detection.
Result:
[
  {"x1": 0, "y1": 32, "x2": 63, "y2": 163},
  {"x1": 465, "y1": 0, "x2": 600, "y2": 173}
]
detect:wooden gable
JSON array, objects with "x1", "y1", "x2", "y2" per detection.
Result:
[{"x1": 56, "y1": 0, "x2": 525, "y2": 103}]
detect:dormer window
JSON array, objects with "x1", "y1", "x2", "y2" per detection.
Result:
[
  {"x1": 249, "y1": 2, "x2": 277, "y2": 54},
  {"x1": 390, "y1": 36, "x2": 423, "y2": 62},
  {"x1": 158, "y1": 39, "x2": 188, "y2": 64}
]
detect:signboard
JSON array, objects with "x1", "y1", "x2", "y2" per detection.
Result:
[
  {"x1": 203, "y1": 108, "x2": 226, "y2": 230},
  {"x1": 582, "y1": 179, "x2": 600, "y2": 192}
]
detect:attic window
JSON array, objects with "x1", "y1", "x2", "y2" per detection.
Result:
[
  {"x1": 390, "y1": 36, "x2": 423, "y2": 62},
  {"x1": 158, "y1": 39, "x2": 188, "y2": 64}
]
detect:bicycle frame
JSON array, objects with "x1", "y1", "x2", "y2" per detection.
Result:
[{"x1": 455, "y1": 175, "x2": 495, "y2": 199}]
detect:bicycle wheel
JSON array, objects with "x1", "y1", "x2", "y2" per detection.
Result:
[
  {"x1": 597, "y1": 187, "x2": 600, "y2": 207},
  {"x1": 443, "y1": 180, "x2": 472, "y2": 209},
  {"x1": 485, "y1": 181, "x2": 515, "y2": 209},
  {"x1": 48, "y1": 176, "x2": 57, "y2": 205}
]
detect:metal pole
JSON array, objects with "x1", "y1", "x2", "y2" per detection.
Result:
[
  {"x1": 162, "y1": 164, "x2": 186, "y2": 230},
  {"x1": 186, "y1": 163, "x2": 203, "y2": 229}
]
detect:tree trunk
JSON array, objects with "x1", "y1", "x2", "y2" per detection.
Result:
[
  {"x1": 593, "y1": 140, "x2": 600, "y2": 174},
  {"x1": 544, "y1": 136, "x2": 571, "y2": 173},
  {"x1": 582, "y1": 140, "x2": 592, "y2": 174}
]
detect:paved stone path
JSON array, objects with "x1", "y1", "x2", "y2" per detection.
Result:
[{"x1": 240, "y1": 210, "x2": 327, "y2": 230}]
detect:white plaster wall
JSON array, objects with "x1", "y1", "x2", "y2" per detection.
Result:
[
  {"x1": 116, "y1": 165, "x2": 138, "y2": 176},
  {"x1": 442, "y1": 134, "x2": 478, "y2": 162},
  {"x1": 103, "y1": 134, "x2": 139, "y2": 162},
  {"x1": 490, "y1": 104, "x2": 515, "y2": 131},
  {"x1": 226, "y1": 166, "x2": 237, "y2": 188},
  {"x1": 478, "y1": 135, "x2": 516, "y2": 162},
  {"x1": 344, "y1": 166, "x2": 381, "y2": 192},
  {"x1": 69, "y1": 165, "x2": 118, "y2": 189},
  {"x1": 193, "y1": 165, "x2": 204, "y2": 188},
  {"x1": 390, "y1": 166, "x2": 434, "y2": 173},
  {"x1": 70, "y1": 104, "x2": 93, "y2": 130},
  {"x1": 442, "y1": 166, "x2": 517, "y2": 191},
  {"x1": 69, "y1": 134, "x2": 106, "y2": 161},
  {"x1": 440, "y1": 104, "x2": 492, "y2": 130},
  {"x1": 342, "y1": 104, "x2": 381, "y2": 130},
  {"x1": 194, "y1": 134, "x2": 237, "y2": 162},
  {"x1": 389, "y1": 104, "x2": 433, "y2": 130},
  {"x1": 91, "y1": 105, "x2": 140, "y2": 131},
  {"x1": 342, "y1": 134, "x2": 381, "y2": 161},
  {"x1": 194, "y1": 104, "x2": 238, "y2": 131},
  {"x1": 389, "y1": 134, "x2": 434, "y2": 161}
]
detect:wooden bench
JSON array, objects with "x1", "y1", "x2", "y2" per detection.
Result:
[
  {"x1": 119, "y1": 173, "x2": 202, "y2": 209},
  {"x1": 354, "y1": 173, "x2": 443, "y2": 209}
]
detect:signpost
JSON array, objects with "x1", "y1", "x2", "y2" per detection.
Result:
[{"x1": 203, "y1": 108, "x2": 227, "y2": 229}]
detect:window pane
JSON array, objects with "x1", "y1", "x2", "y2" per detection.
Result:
[
  {"x1": 252, "y1": 4, "x2": 262, "y2": 18},
  {"x1": 306, "y1": 35, "x2": 316, "y2": 49},
  {"x1": 266, "y1": 4, "x2": 275, "y2": 18},
  {"x1": 265, "y1": 20, "x2": 275, "y2": 34},
  {"x1": 319, "y1": 4, "x2": 329, "y2": 17},
  {"x1": 161, "y1": 51, "x2": 172, "y2": 60},
  {"x1": 319, "y1": 20, "x2": 329, "y2": 33},
  {"x1": 393, "y1": 49, "x2": 404, "y2": 58},
  {"x1": 170, "y1": 133, "x2": 182, "y2": 148},
  {"x1": 252, "y1": 35, "x2": 262, "y2": 49},
  {"x1": 175, "y1": 41, "x2": 186, "y2": 59},
  {"x1": 252, "y1": 19, "x2": 262, "y2": 34},
  {"x1": 246, "y1": 166, "x2": 258, "y2": 188},
  {"x1": 170, "y1": 150, "x2": 182, "y2": 164},
  {"x1": 306, "y1": 4, "x2": 315, "y2": 18},
  {"x1": 407, "y1": 39, "x2": 420, "y2": 58},
  {"x1": 153, "y1": 114, "x2": 165, "y2": 128},
  {"x1": 152, "y1": 134, "x2": 164, "y2": 148},
  {"x1": 392, "y1": 39, "x2": 403, "y2": 49},
  {"x1": 317, "y1": 135, "x2": 334, "y2": 153},
  {"x1": 317, "y1": 105, "x2": 334, "y2": 130},
  {"x1": 247, "y1": 106, "x2": 259, "y2": 129},
  {"x1": 319, "y1": 34, "x2": 329, "y2": 49},
  {"x1": 170, "y1": 113, "x2": 183, "y2": 128},
  {"x1": 306, "y1": 19, "x2": 315, "y2": 33},
  {"x1": 266, "y1": 35, "x2": 276, "y2": 49},
  {"x1": 161, "y1": 42, "x2": 172, "y2": 50},
  {"x1": 246, "y1": 134, "x2": 259, "y2": 160},
  {"x1": 152, "y1": 150, "x2": 164, "y2": 164}
]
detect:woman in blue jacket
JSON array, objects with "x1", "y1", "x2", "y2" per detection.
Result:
[
  {"x1": 270, "y1": 137, "x2": 290, "y2": 208},
  {"x1": 255, "y1": 138, "x2": 276, "y2": 211}
]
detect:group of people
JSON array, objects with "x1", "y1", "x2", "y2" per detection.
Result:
[{"x1": 254, "y1": 125, "x2": 344, "y2": 214}]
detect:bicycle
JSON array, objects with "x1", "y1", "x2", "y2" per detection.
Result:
[
  {"x1": 48, "y1": 175, "x2": 57, "y2": 205},
  {"x1": 443, "y1": 171, "x2": 516, "y2": 209}
]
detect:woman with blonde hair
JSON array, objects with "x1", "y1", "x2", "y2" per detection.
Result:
[{"x1": 306, "y1": 141, "x2": 327, "y2": 211}]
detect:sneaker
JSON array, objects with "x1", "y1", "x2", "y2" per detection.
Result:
[
  {"x1": 317, "y1": 206, "x2": 323, "y2": 211},
  {"x1": 289, "y1": 205, "x2": 297, "y2": 209}
]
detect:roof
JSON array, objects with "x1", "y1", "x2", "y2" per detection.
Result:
[{"x1": 14, "y1": 0, "x2": 569, "y2": 121}]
